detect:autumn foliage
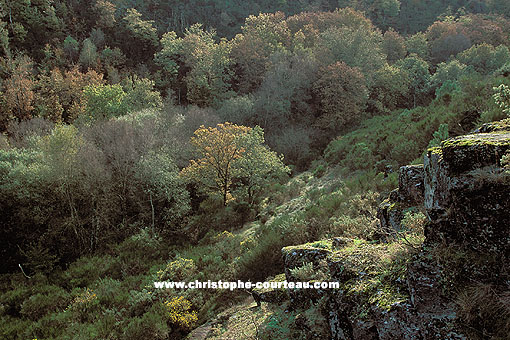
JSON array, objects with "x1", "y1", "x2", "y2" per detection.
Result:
[
  {"x1": 314, "y1": 61, "x2": 368, "y2": 134},
  {"x1": 181, "y1": 122, "x2": 289, "y2": 206}
]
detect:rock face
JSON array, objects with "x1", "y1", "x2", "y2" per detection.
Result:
[
  {"x1": 251, "y1": 273, "x2": 288, "y2": 306},
  {"x1": 280, "y1": 122, "x2": 510, "y2": 340},
  {"x1": 423, "y1": 132, "x2": 510, "y2": 256},
  {"x1": 282, "y1": 239, "x2": 466, "y2": 339},
  {"x1": 399, "y1": 165, "x2": 425, "y2": 205},
  {"x1": 376, "y1": 189, "x2": 404, "y2": 232},
  {"x1": 377, "y1": 165, "x2": 425, "y2": 233}
]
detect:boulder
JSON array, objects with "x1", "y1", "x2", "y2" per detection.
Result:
[
  {"x1": 377, "y1": 188, "x2": 404, "y2": 234},
  {"x1": 251, "y1": 273, "x2": 288, "y2": 305},
  {"x1": 282, "y1": 242, "x2": 333, "y2": 308}
]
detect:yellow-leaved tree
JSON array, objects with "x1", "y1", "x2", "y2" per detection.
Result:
[{"x1": 181, "y1": 122, "x2": 289, "y2": 206}]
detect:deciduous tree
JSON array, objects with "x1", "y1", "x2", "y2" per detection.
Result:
[
  {"x1": 181, "y1": 123, "x2": 289, "y2": 206},
  {"x1": 231, "y1": 12, "x2": 290, "y2": 93},
  {"x1": 313, "y1": 61, "x2": 368, "y2": 134},
  {"x1": 3, "y1": 55, "x2": 35, "y2": 122}
]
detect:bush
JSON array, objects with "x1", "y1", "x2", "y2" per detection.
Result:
[
  {"x1": 64, "y1": 255, "x2": 117, "y2": 288},
  {"x1": 20, "y1": 285, "x2": 70, "y2": 320},
  {"x1": 26, "y1": 311, "x2": 70, "y2": 340},
  {"x1": 158, "y1": 257, "x2": 197, "y2": 282},
  {"x1": 123, "y1": 305, "x2": 169, "y2": 340},
  {"x1": 238, "y1": 214, "x2": 308, "y2": 281},
  {"x1": 164, "y1": 296, "x2": 198, "y2": 331},
  {"x1": 66, "y1": 288, "x2": 100, "y2": 323},
  {"x1": 92, "y1": 278, "x2": 125, "y2": 309},
  {"x1": 117, "y1": 229, "x2": 165, "y2": 277},
  {"x1": 0, "y1": 315, "x2": 32, "y2": 340}
]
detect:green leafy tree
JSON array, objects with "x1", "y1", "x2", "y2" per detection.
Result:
[
  {"x1": 233, "y1": 126, "x2": 290, "y2": 205},
  {"x1": 0, "y1": 148, "x2": 49, "y2": 271},
  {"x1": 457, "y1": 43, "x2": 510, "y2": 75},
  {"x1": 253, "y1": 50, "x2": 318, "y2": 130},
  {"x1": 34, "y1": 67, "x2": 105, "y2": 123},
  {"x1": 435, "y1": 80, "x2": 461, "y2": 102},
  {"x1": 382, "y1": 28, "x2": 406, "y2": 64},
  {"x1": 494, "y1": 84, "x2": 510, "y2": 116},
  {"x1": 316, "y1": 24, "x2": 385, "y2": 82},
  {"x1": 428, "y1": 123, "x2": 449, "y2": 148},
  {"x1": 313, "y1": 61, "x2": 369, "y2": 134},
  {"x1": 154, "y1": 31, "x2": 181, "y2": 85},
  {"x1": 429, "y1": 59, "x2": 470, "y2": 90},
  {"x1": 83, "y1": 84, "x2": 128, "y2": 121},
  {"x1": 122, "y1": 76, "x2": 163, "y2": 112},
  {"x1": 231, "y1": 12, "x2": 291, "y2": 93},
  {"x1": 180, "y1": 24, "x2": 233, "y2": 106},
  {"x1": 101, "y1": 46, "x2": 127, "y2": 69},
  {"x1": 0, "y1": 0, "x2": 62, "y2": 58},
  {"x1": 155, "y1": 24, "x2": 233, "y2": 106},
  {"x1": 135, "y1": 152, "x2": 190, "y2": 234},
  {"x1": 369, "y1": 63, "x2": 410, "y2": 113},
  {"x1": 94, "y1": 0, "x2": 117, "y2": 29},
  {"x1": 405, "y1": 32, "x2": 429, "y2": 60},
  {"x1": 122, "y1": 8, "x2": 158, "y2": 61},
  {"x1": 37, "y1": 124, "x2": 88, "y2": 253},
  {"x1": 181, "y1": 123, "x2": 289, "y2": 206},
  {"x1": 338, "y1": 0, "x2": 401, "y2": 30},
  {"x1": 79, "y1": 38, "x2": 99, "y2": 70},
  {"x1": 217, "y1": 95, "x2": 255, "y2": 125},
  {"x1": 63, "y1": 35, "x2": 80, "y2": 62},
  {"x1": 395, "y1": 54, "x2": 431, "y2": 107}
]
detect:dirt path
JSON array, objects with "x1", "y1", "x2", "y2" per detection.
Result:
[
  {"x1": 186, "y1": 296, "x2": 276, "y2": 340},
  {"x1": 186, "y1": 323, "x2": 215, "y2": 340}
]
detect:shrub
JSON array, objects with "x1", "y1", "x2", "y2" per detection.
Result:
[
  {"x1": 64, "y1": 255, "x2": 117, "y2": 288},
  {"x1": 92, "y1": 278, "x2": 125, "y2": 309},
  {"x1": 65, "y1": 288, "x2": 100, "y2": 322},
  {"x1": 164, "y1": 296, "x2": 198, "y2": 331},
  {"x1": 158, "y1": 258, "x2": 197, "y2": 282},
  {"x1": 117, "y1": 229, "x2": 165, "y2": 277},
  {"x1": 127, "y1": 289, "x2": 154, "y2": 317},
  {"x1": 26, "y1": 311, "x2": 70, "y2": 340},
  {"x1": 0, "y1": 315, "x2": 32, "y2": 340},
  {"x1": 260, "y1": 305, "x2": 301, "y2": 340},
  {"x1": 123, "y1": 304, "x2": 169, "y2": 340},
  {"x1": 20, "y1": 285, "x2": 70, "y2": 320},
  {"x1": 237, "y1": 214, "x2": 308, "y2": 281}
]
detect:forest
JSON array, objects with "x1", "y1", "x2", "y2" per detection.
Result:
[{"x1": 1, "y1": 0, "x2": 510, "y2": 339}]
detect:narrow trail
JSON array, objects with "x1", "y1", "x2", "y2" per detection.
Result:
[{"x1": 186, "y1": 296, "x2": 270, "y2": 340}]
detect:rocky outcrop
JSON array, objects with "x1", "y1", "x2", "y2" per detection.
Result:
[
  {"x1": 280, "y1": 121, "x2": 510, "y2": 339},
  {"x1": 376, "y1": 189, "x2": 404, "y2": 232},
  {"x1": 251, "y1": 273, "x2": 289, "y2": 305},
  {"x1": 282, "y1": 241, "x2": 333, "y2": 308},
  {"x1": 399, "y1": 165, "x2": 425, "y2": 205},
  {"x1": 424, "y1": 132, "x2": 510, "y2": 256},
  {"x1": 377, "y1": 165, "x2": 425, "y2": 233},
  {"x1": 281, "y1": 238, "x2": 466, "y2": 339}
]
